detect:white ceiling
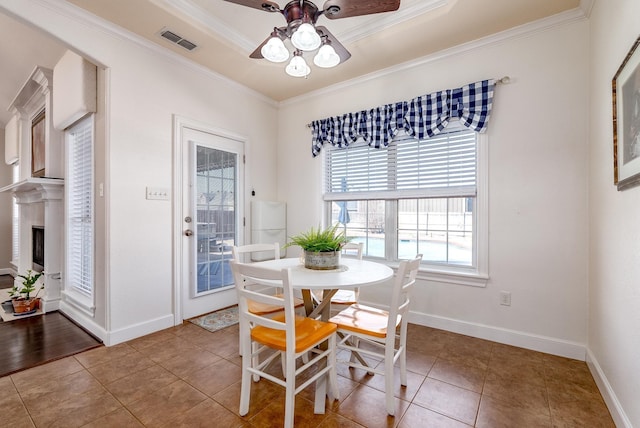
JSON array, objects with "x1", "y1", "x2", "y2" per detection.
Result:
[{"x1": 1, "y1": 0, "x2": 583, "y2": 127}]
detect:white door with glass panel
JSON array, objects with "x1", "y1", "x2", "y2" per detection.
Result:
[{"x1": 181, "y1": 127, "x2": 243, "y2": 319}]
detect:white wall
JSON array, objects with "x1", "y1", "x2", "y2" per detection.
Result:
[
  {"x1": 2, "y1": 2, "x2": 637, "y2": 423},
  {"x1": 0, "y1": 1, "x2": 279, "y2": 344},
  {"x1": 278, "y1": 19, "x2": 590, "y2": 357},
  {"x1": 105, "y1": 49, "x2": 278, "y2": 340},
  {"x1": 588, "y1": 0, "x2": 640, "y2": 426},
  {"x1": 0, "y1": 131, "x2": 12, "y2": 272}
]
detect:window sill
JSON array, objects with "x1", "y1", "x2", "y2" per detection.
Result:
[
  {"x1": 62, "y1": 289, "x2": 95, "y2": 317},
  {"x1": 418, "y1": 268, "x2": 488, "y2": 287},
  {"x1": 384, "y1": 260, "x2": 488, "y2": 287}
]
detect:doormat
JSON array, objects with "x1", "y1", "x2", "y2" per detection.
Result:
[{"x1": 188, "y1": 305, "x2": 238, "y2": 333}]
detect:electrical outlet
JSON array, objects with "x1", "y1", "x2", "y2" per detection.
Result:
[{"x1": 500, "y1": 291, "x2": 511, "y2": 306}]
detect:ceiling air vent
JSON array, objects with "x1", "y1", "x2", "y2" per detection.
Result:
[{"x1": 159, "y1": 29, "x2": 198, "y2": 51}]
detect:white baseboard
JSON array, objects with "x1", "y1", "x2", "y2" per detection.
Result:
[
  {"x1": 0, "y1": 268, "x2": 16, "y2": 277},
  {"x1": 106, "y1": 314, "x2": 175, "y2": 346},
  {"x1": 59, "y1": 303, "x2": 176, "y2": 347},
  {"x1": 586, "y1": 348, "x2": 633, "y2": 428},
  {"x1": 41, "y1": 297, "x2": 61, "y2": 313},
  {"x1": 392, "y1": 307, "x2": 587, "y2": 360},
  {"x1": 59, "y1": 302, "x2": 107, "y2": 343}
]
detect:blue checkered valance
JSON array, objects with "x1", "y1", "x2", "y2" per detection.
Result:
[{"x1": 310, "y1": 79, "x2": 495, "y2": 157}]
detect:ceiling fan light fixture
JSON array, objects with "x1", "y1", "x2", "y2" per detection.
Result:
[
  {"x1": 313, "y1": 43, "x2": 340, "y2": 68},
  {"x1": 291, "y1": 23, "x2": 321, "y2": 51},
  {"x1": 229, "y1": 0, "x2": 403, "y2": 78},
  {"x1": 285, "y1": 51, "x2": 311, "y2": 77},
  {"x1": 261, "y1": 35, "x2": 289, "y2": 63}
]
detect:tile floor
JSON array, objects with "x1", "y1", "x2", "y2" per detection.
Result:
[{"x1": 0, "y1": 322, "x2": 614, "y2": 427}]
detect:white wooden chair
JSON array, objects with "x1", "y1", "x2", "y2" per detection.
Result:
[
  {"x1": 230, "y1": 260, "x2": 339, "y2": 428},
  {"x1": 232, "y1": 242, "x2": 281, "y2": 264},
  {"x1": 329, "y1": 254, "x2": 422, "y2": 416},
  {"x1": 231, "y1": 243, "x2": 304, "y2": 356}
]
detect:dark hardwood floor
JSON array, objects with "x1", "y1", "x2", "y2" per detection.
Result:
[
  {"x1": 0, "y1": 274, "x2": 14, "y2": 288},
  {"x1": 0, "y1": 308, "x2": 103, "y2": 377}
]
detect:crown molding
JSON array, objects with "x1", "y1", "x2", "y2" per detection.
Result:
[
  {"x1": 580, "y1": 0, "x2": 595, "y2": 18},
  {"x1": 15, "y1": 0, "x2": 277, "y2": 107},
  {"x1": 338, "y1": 0, "x2": 448, "y2": 44},
  {"x1": 280, "y1": 3, "x2": 590, "y2": 107},
  {"x1": 156, "y1": 0, "x2": 449, "y2": 55}
]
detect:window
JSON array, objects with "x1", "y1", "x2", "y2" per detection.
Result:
[
  {"x1": 11, "y1": 164, "x2": 19, "y2": 266},
  {"x1": 325, "y1": 122, "x2": 488, "y2": 284},
  {"x1": 65, "y1": 115, "x2": 95, "y2": 312}
]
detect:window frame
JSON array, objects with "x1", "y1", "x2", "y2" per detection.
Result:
[
  {"x1": 323, "y1": 128, "x2": 488, "y2": 287},
  {"x1": 63, "y1": 114, "x2": 96, "y2": 315},
  {"x1": 10, "y1": 164, "x2": 20, "y2": 269}
]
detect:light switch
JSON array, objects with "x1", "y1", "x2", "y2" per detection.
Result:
[{"x1": 146, "y1": 187, "x2": 170, "y2": 200}]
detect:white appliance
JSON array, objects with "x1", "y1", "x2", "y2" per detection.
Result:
[{"x1": 251, "y1": 201, "x2": 287, "y2": 260}]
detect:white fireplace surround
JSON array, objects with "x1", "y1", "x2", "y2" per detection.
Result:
[
  {"x1": 0, "y1": 65, "x2": 65, "y2": 312},
  {"x1": 0, "y1": 178, "x2": 64, "y2": 312}
]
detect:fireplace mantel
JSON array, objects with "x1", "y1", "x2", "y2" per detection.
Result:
[{"x1": 0, "y1": 177, "x2": 64, "y2": 203}]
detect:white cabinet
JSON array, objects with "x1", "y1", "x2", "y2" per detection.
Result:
[{"x1": 251, "y1": 201, "x2": 286, "y2": 260}]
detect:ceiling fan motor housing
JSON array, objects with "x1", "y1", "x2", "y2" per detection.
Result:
[{"x1": 282, "y1": 0, "x2": 322, "y2": 25}]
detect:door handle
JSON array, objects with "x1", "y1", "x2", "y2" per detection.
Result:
[{"x1": 184, "y1": 229, "x2": 193, "y2": 236}]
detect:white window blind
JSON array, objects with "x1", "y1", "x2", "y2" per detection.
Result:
[
  {"x1": 326, "y1": 143, "x2": 390, "y2": 193},
  {"x1": 325, "y1": 123, "x2": 476, "y2": 200},
  {"x1": 11, "y1": 165, "x2": 19, "y2": 263},
  {"x1": 66, "y1": 116, "x2": 94, "y2": 295}
]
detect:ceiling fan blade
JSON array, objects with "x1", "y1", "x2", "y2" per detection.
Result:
[
  {"x1": 249, "y1": 38, "x2": 269, "y2": 59},
  {"x1": 316, "y1": 26, "x2": 351, "y2": 63},
  {"x1": 322, "y1": 0, "x2": 400, "y2": 19},
  {"x1": 222, "y1": 0, "x2": 281, "y2": 13}
]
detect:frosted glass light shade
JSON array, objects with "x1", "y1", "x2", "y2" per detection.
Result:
[
  {"x1": 291, "y1": 23, "x2": 321, "y2": 51},
  {"x1": 313, "y1": 44, "x2": 340, "y2": 68},
  {"x1": 285, "y1": 55, "x2": 310, "y2": 77},
  {"x1": 261, "y1": 37, "x2": 289, "y2": 63}
]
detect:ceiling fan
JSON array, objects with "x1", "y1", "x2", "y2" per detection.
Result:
[{"x1": 223, "y1": 0, "x2": 401, "y2": 77}]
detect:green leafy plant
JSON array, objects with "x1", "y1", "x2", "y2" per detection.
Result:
[
  {"x1": 285, "y1": 224, "x2": 351, "y2": 253},
  {"x1": 15, "y1": 269, "x2": 44, "y2": 300},
  {"x1": 8, "y1": 285, "x2": 21, "y2": 299}
]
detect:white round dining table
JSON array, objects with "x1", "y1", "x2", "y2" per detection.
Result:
[
  {"x1": 250, "y1": 257, "x2": 394, "y2": 320},
  {"x1": 251, "y1": 257, "x2": 393, "y2": 289}
]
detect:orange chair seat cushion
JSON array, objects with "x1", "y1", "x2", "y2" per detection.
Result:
[
  {"x1": 329, "y1": 304, "x2": 400, "y2": 338},
  {"x1": 247, "y1": 295, "x2": 304, "y2": 316},
  {"x1": 251, "y1": 315, "x2": 337, "y2": 353}
]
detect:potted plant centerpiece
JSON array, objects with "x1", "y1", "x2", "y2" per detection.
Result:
[
  {"x1": 285, "y1": 224, "x2": 350, "y2": 270},
  {"x1": 11, "y1": 269, "x2": 44, "y2": 314}
]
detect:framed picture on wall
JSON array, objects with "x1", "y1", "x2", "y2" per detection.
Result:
[
  {"x1": 613, "y1": 35, "x2": 640, "y2": 190},
  {"x1": 31, "y1": 109, "x2": 46, "y2": 177}
]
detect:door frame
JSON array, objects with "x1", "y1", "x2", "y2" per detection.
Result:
[{"x1": 172, "y1": 115, "x2": 247, "y2": 325}]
